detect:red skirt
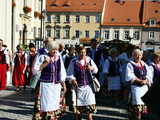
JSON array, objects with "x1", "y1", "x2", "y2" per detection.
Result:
[
  {"x1": 0, "y1": 64, "x2": 7, "y2": 90},
  {"x1": 12, "y1": 64, "x2": 25, "y2": 87}
]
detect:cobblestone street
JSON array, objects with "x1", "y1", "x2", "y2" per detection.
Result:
[{"x1": 0, "y1": 86, "x2": 128, "y2": 120}]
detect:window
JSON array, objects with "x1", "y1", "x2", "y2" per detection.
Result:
[
  {"x1": 33, "y1": 27, "x2": 37, "y2": 37},
  {"x1": 47, "y1": 15, "x2": 51, "y2": 22},
  {"x1": 95, "y1": 15, "x2": 100, "y2": 23},
  {"x1": 55, "y1": 29, "x2": 60, "y2": 39},
  {"x1": 124, "y1": 31, "x2": 129, "y2": 39},
  {"x1": 85, "y1": 31, "x2": 90, "y2": 38},
  {"x1": 114, "y1": 30, "x2": 119, "y2": 39},
  {"x1": 133, "y1": 31, "x2": 140, "y2": 40},
  {"x1": 104, "y1": 30, "x2": 109, "y2": 39},
  {"x1": 46, "y1": 29, "x2": 51, "y2": 37},
  {"x1": 86, "y1": 16, "x2": 90, "y2": 23},
  {"x1": 55, "y1": 15, "x2": 60, "y2": 23},
  {"x1": 149, "y1": 31, "x2": 155, "y2": 39},
  {"x1": 75, "y1": 30, "x2": 80, "y2": 38},
  {"x1": 65, "y1": 15, "x2": 70, "y2": 23},
  {"x1": 95, "y1": 31, "x2": 100, "y2": 38},
  {"x1": 76, "y1": 15, "x2": 80, "y2": 23},
  {"x1": 64, "y1": 29, "x2": 70, "y2": 38},
  {"x1": 149, "y1": 19, "x2": 156, "y2": 26}
]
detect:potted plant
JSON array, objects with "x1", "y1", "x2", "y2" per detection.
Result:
[
  {"x1": 12, "y1": 1, "x2": 16, "y2": 7},
  {"x1": 34, "y1": 11, "x2": 41, "y2": 18}
]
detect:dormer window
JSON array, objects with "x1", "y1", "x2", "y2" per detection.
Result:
[{"x1": 149, "y1": 18, "x2": 156, "y2": 26}]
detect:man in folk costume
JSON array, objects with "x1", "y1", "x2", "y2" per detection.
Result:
[
  {"x1": 33, "y1": 40, "x2": 66, "y2": 120},
  {"x1": 125, "y1": 49, "x2": 152, "y2": 120},
  {"x1": 67, "y1": 46, "x2": 98, "y2": 120},
  {"x1": 12, "y1": 45, "x2": 28, "y2": 91},
  {"x1": 0, "y1": 39, "x2": 10, "y2": 90}
]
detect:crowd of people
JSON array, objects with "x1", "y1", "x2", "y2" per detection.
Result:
[{"x1": 0, "y1": 37, "x2": 160, "y2": 120}]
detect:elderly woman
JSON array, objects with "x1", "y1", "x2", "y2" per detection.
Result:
[
  {"x1": 125, "y1": 49, "x2": 152, "y2": 120},
  {"x1": 33, "y1": 40, "x2": 66, "y2": 120},
  {"x1": 67, "y1": 46, "x2": 98, "y2": 120}
]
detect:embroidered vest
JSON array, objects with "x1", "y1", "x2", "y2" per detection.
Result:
[
  {"x1": 40, "y1": 57, "x2": 61, "y2": 83},
  {"x1": 14, "y1": 53, "x2": 25, "y2": 65},
  {"x1": 131, "y1": 62, "x2": 147, "y2": 80},
  {"x1": 73, "y1": 59, "x2": 92, "y2": 86},
  {"x1": 152, "y1": 64, "x2": 160, "y2": 83},
  {"x1": 0, "y1": 50, "x2": 6, "y2": 64}
]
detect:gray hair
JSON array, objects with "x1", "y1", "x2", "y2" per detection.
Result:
[{"x1": 47, "y1": 40, "x2": 59, "y2": 51}]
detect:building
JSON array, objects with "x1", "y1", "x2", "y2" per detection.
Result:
[
  {"x1": 141, "y1": 0, "x2": 160, "y2": 51},
  {"x1": 46, "y1": 0, "x2": 105, "y2": 45},
  {"x1": 101, "y1": 0, "x2": 160, "y2": 51},
  {"x1": 0, "y1": 0, "x2": 12, "y2": 50},
  {"x1": 12, "y1": 0, "x2": 46, "y2": 52}
]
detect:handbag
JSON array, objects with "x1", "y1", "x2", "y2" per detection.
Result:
[{"x1": 91, "y1": 75, "x2": 100, "y2": 93}]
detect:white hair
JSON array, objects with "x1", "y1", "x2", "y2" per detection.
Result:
[
  {"x1": 132, "y1": 49, "x2": 143, "y2": 56},
  {"x1": 47, "y1": 40, "x2": 59, "y2": 51}
]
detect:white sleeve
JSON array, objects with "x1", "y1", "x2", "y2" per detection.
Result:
[
  {"x1": 146, "y1": 64, "x2": 153, "y2": 85},
  {"x1": 90, "y1": 58, "x2": 98, "y2": 74},
  {"x1": 24, "y1": 53, "x2": 28, "y2": 65},
  {"x1": 60, "y1": 55, "x2": 66, "y2": 82},
  {"x1": 102, "y1": 59, "x2": 109, "y2": 74},
  {"x1": 12, "y1": 53, "x2": 16, "y2": 66},
  {"x1": 125, "y1": 62, "x2": 137, "y2": 82},
  {"x1": 67, "y1": 59, "x2": 76, "y2": 81},
  {"x1": 32, "y1": 55, "x2": 45, "y2": 75}
]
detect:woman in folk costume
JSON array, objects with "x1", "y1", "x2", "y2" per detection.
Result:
[
  {"x1": 33, "y1": 40, "x2": 67, "y2": 120},
  {"x1": 125, "y1": 49, "x2": 152, "y2": 120},
  {"x1": 12, "y1": 45, "x2": 27, "y2": 91},
  {"x1": 103, "y1": 48, "x2": 121, "y2": 105},
  {"x1": 0, "y1": 39, "x2": 10, "y2": 90},
  {"x1": 67, "y1": 46, "x2": 98, "y2": 120}
]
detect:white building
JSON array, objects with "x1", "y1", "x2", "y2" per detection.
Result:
[{"x1": 0, "y1": 0, "x2": 12, "y2": 50}]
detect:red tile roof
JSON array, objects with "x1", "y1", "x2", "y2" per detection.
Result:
[
  {"x1": 143, "y1": 1, "x2": 160, "y2": 27},
  {"x1": 46, "y1": 0, "x2": 105, "y2": 12},
  {"x1": 102, "y1": 0, "x2": 143, "y2": 26}
]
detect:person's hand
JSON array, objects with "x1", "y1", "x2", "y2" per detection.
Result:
[
  {"x1": 71, "y1": 80, "x2": 78, "y2": 87},
  {"x1": 86, "y1": 65, "x2": 94, "y2": 71},
  {"x1": 141, "y1": 79, "x2": 148, "y2": 85}
]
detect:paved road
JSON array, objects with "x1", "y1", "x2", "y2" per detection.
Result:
[{"x1": 0, "y1": 86, "x2": 128, "y2": 120}]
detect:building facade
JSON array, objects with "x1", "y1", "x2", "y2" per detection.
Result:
[
  {"x1": 0, "y1": 0, "x2": 12, "y2": 50},
  {"x1": 46, "y1": 0, "x2": 104, "y2": 45}
]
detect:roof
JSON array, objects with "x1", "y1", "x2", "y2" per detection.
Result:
[
  {"x1": 102, "y1": 0, "x2": 143, "y2": 26},
  {"x1": 46, "y1": 0, "x2": 105, "y2": 13},
  {"x1": 142, "y1": 1, "x2": 160, "y2": 27}
]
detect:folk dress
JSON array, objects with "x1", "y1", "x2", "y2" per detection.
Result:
[
  {"x1": 12, "y1": 51, "x2": 27, "y2": 87},
  {"x1": 33, "y1": 53, "x2": 66, "y2": 117},
  {"x1": 0, "y1": 47, "x2": 9, "y2": 90},
  {"x1": 67, "y1": 56, "x2": 98, "y2": 113}
]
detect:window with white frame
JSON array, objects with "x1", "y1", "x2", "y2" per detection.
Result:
[
  {"x1": 55, "y1": 15, "x2": 60, "y2": 23},
  {"x1": 64, "y1": 29, "x2": 70, "y2": 38},
  {"x1": 104, "y1": 30, "x2": 109, "y2": 39},
  {"x1": 124, "y1": 31, "x2": 130, "y2": 39},
  {"x1": 114, "y1": 30, "x2": 119, "y2": 39},
  {"x1": 75, "y1": 30, "x2": 80, "y2": 38},
  {"x1": 95, "y1": 15, "x2": 100, "y2": 23},
  {"x1": 133, "y1": 31, "x2": 140, "y2": 40},
  {"x1": 33, "y1": 27, "x2": 37, "y2": 37},
  {"x1": 76, "y1": 15, "x2": 80, "y2": 23},
  {"x1": 55, "y1": 29, "x2": 60, "y2": 39},
  {"x1": 86, "y1": 16, "x2": 90, "y2": 23},
  {"x1": 46, "y1": 29, "x2": 51, "y2": 37},
  {"x1": 65, "y1": 15, "x2": 70, "y2": 23},
  {"x1": 85, "y1": 31, "x2": 90, "y2": 38},
  {"x1": 149, "y1": 31, "x2": 155, "y2": 39},
  {"x1": 149, "y1": 18, "x2": 156, "y2": 26},
  {"x1": 95, "y1": 30, "x2": 100, "y2": 38}
]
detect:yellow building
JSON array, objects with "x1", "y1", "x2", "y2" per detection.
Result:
[{"x1": 46, "y1": 0, "x2": 105, "y2": 45}]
